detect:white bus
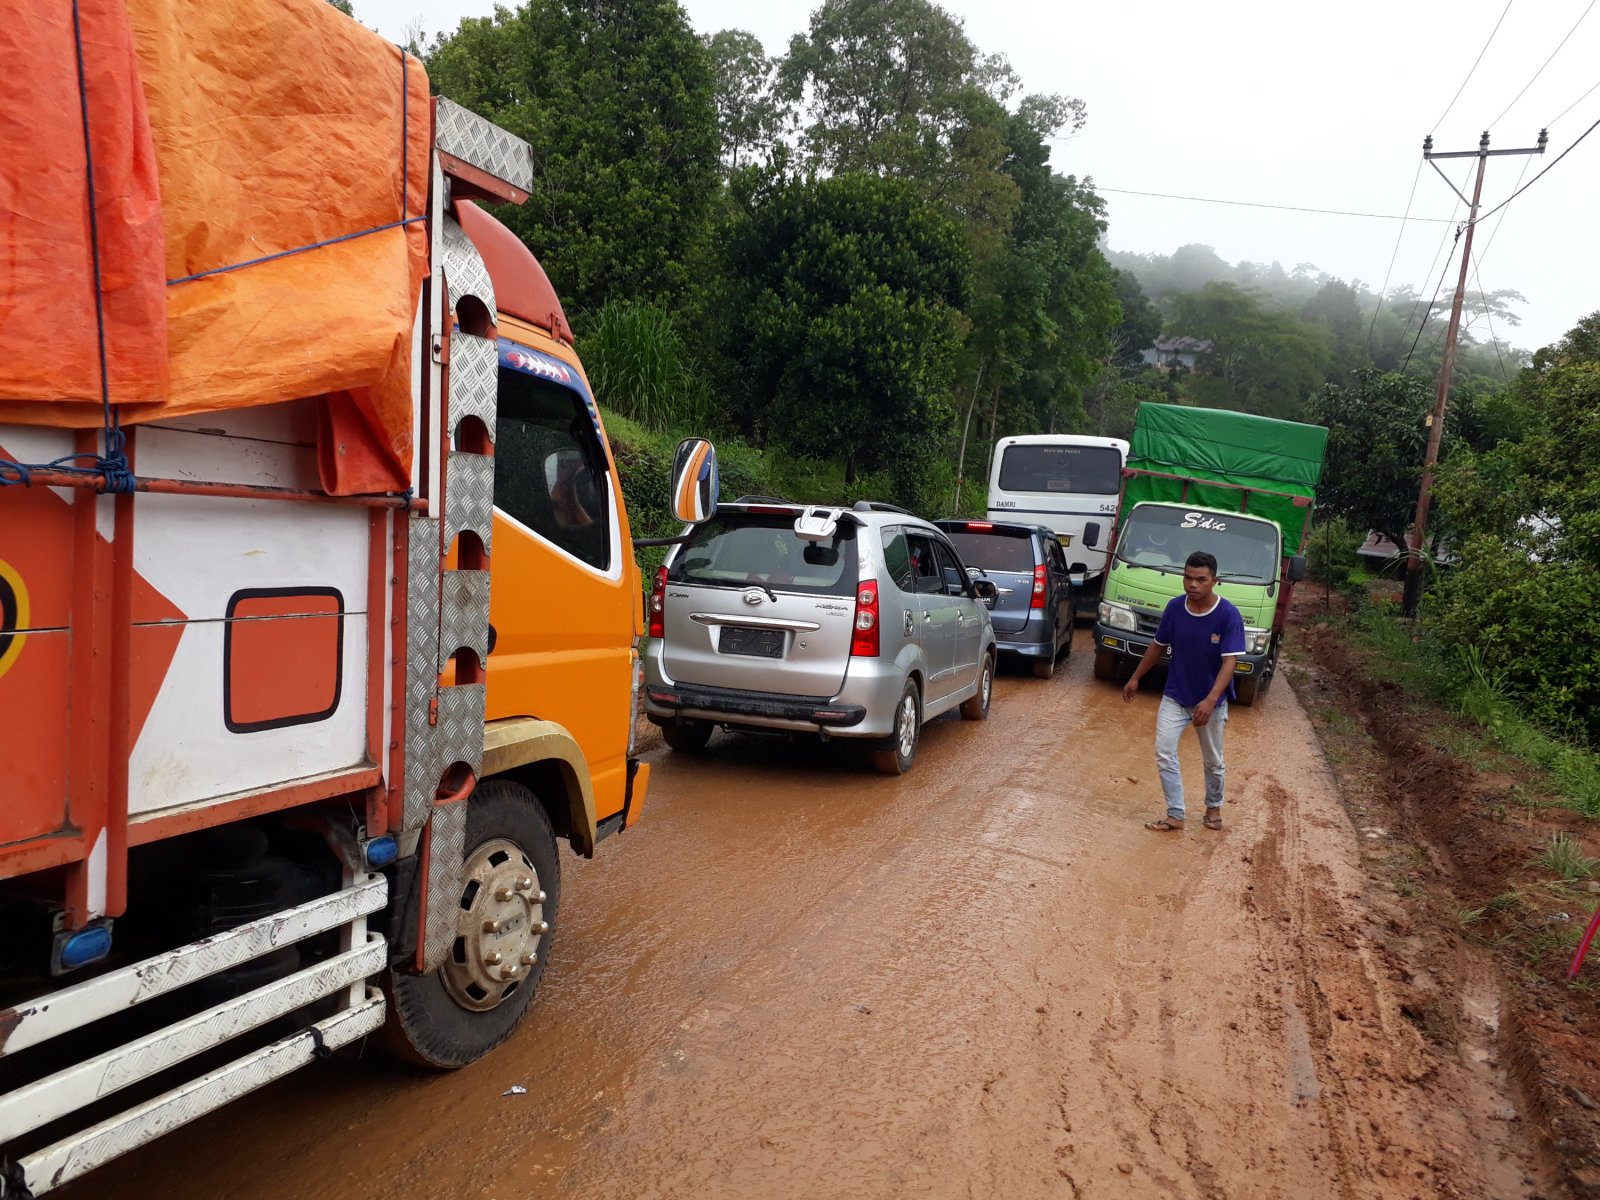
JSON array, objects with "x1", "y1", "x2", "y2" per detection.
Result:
[{"x1": 986, "y1": 434, "x2": 1129, "y2": 607}]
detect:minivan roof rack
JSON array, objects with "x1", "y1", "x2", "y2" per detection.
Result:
[{"x1": 851, "y1": 500, "x2": 914, "y2": 516}]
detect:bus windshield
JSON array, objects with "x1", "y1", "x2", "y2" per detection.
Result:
[
  {"x1": 1115, "y1": 507, "x2": 1281, "y2": 583},
  {"x1": 998, "y1": 444, "x2": 1122, "y2": 495}
]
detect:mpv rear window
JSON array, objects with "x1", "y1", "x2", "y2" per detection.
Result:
[
  {"x1": 671, "y1": 514, "x2": 858, "y2": 596},
  {"x1": 944, "y1": 530, "x2": 1035, "y2": 573}
]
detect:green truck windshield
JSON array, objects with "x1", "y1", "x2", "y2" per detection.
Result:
[{"x1": 1115, "y1": 507, "x2": 1281, "y2": 583}]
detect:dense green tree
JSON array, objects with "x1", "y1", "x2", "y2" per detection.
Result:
[
  {"x1": 1300, "y1": 278, "x2": 1368, "y2": 382},
  {"x1": 1309, "y1": 368, "x2": 1451, "y2": 553},
  {"x1": 1110, "y1": 270, "x2": 1161, "y2": 373},
  {"x1": 427, "y1": 0, "x2": 720, "y2": 313},
  {"x1": 325, "y1": 0, "x2": 355, "y2": 14},
  {"x1": 715, "y1": 174, "x2": 969, "y2": 499}
]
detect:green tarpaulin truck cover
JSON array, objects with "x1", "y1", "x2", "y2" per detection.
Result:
[{"x1": 1123, "y1": 404, "x2": 1329, "y2": 551}]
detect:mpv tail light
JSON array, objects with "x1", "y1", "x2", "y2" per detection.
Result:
[
  {"x1": 851, "y1": 581, "x2": 880, "y2": 657},
  {"x1": 648, "y1": 566, "x2": 668, "y2": 638},
  {"x1": 1030, "y1": 564, "x2": 1048, "y2": 609}
]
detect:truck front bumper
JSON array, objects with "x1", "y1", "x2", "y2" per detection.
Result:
[{"x1": 1093, "y1": 625, "x2": 1269, "y2": 679}]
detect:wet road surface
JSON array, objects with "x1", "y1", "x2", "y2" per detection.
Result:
[{"x1": 70, "y1": 630, "x2": 1540, "y2": 1198}]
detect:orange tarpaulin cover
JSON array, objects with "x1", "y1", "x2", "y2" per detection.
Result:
[{"x1": 0, "y1": 0, "x2": 429, "y2": 493}]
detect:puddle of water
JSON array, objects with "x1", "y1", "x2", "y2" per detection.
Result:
[{"x1": 1281, "y1": 984, "x2": 1322, "y2": 1105}]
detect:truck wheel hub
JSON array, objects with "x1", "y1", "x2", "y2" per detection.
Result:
[{"x1": 441, "y1": 837, "x2": 546, "y2": 1012}]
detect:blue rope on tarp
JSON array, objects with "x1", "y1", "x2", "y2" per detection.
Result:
[{"x1": 2, "y1": 38, "x2": 419, "y2": 493}]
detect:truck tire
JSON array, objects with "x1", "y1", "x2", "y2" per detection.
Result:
[
  {"x1": 1233, "y1": 674, "x2": 1260, "y2": 706},
  {"x1": 382, "y1": 780, "x2": 561, "y2": 1070},
  {"x1": 961, "y1": 652, "x2": 995, "y2": 719},
  {"x1": 870, "y1": 679, "x2": 921, "y2": 776},
  {"x1": 1093, "y1": 647, "x2": 1126, "y2": 683},
  {"x1": 661, "y1": 718, "x2": 713, "y2": 753}
]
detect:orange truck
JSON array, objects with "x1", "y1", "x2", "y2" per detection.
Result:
[{"x1": 0, "y1": 2, "x2": 717, "y2": 1191}]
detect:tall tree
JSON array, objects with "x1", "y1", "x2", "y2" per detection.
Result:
[
  {"x1": 703, "y1": 29, "x2": 790, "y2": 176},
  {"x1": 716, "y1": 174, "x2": 969, "y2": 498},
  {"x1": 427, "y1": 0, "x2": 720, "y2": 314},
  {"x1": 1165, "y1": 282, "x2": 1332, "y2": 418}
]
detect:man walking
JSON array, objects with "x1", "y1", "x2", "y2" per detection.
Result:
[{"x1": 1123, "y1": 551, "x2": 1247, "y2": 832}]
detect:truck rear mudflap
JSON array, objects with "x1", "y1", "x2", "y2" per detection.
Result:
[{"x1": 0, "y1": 872, "x2": 387, "y2": 1196}]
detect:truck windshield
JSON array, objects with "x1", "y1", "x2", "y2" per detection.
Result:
[
  {"x1": 1115, "y1": 507, "x2": 1280, "y2": 583},
  {"x1": 671, "y1": 514, "x2": 858, "y2": 596},
  {"x1": 998, "y1": 445, "x2": 1121, "y2": 495}
]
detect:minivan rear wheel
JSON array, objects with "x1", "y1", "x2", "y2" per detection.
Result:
[
  {"x1": 870, "y1": 680, "x2": 921, "y2": 776},
  {"x1": 662, "y1": 718, "x2": 714, "y2": 753},
  {"x1": 1031, "y1": 653, "x2": 1056, "y2": 681}
]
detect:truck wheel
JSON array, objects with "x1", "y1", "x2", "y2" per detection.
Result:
[
  {"x1": 961, "y1": 652, "x2": 995, "y2": 719},
  {"x1": 871, "y1": 679, "x2": 921, "y2": 775},
  {"x1": 1233, "y1": 674, "x2": 1260, "y2": 706},
  {"x1": 383, "y1": 780, "x2": 560, "y2": 1070},
  {"x1": 662, "y1": 718, "x2": 713, "y2": 753},
  {"x1": 1093, "y1": 647, "x2": 1126, "y2": 683},
  {"x1": 1031, "y1": 653, "x2": 1056, "y2": 681}
]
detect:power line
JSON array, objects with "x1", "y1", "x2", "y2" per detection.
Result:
[
  {"x1": 1094, "y1": 186, "x2": 1457, "y2": 222},
  {"x1": 1399, "y1": 161, "x2": 1474, "y2": 353},
  {"x1": 1551, "y1": 77, "x2": 1600, "y2": 126},
  {"x1": 1403, "y1": 232, "x2": 1462, "y2": 372},
  {"x1": 1489, "y1": 0, "x2": 1596, "y2": 129},
  {"x1": 1472, "y1": 114, "x2": 1600, "y2": 225},
  {"x1": 1366, "y1": 159, "x2": 1425, "y2": 356},
  {"x1": 1434, "y1": 0, "x2": 1515, "y2": 132}
]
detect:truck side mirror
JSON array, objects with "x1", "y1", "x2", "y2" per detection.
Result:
[
  {"x1": 1082, "y1": 522, "x2": 1100, "y2": 549},
  {"x1": 1287, "y1": 555, "x2": 1308, "y2": 582},
  {"x1": 670, "y1": 438, "x2": 719, "y2": 524}
]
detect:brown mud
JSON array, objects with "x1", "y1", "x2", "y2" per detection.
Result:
[{"x1": 66, "y1": 620, "x2": 1561, "y2": 1199}]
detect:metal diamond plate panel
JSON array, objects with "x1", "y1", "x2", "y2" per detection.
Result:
[
  {"x1": 437, "y1": 570, "x2": 491, "y2": 674},
  {"x1": 449, "y1": 331, "x2": 498, "y2": 447},
  {"x1": 423, "y1": 802, "x2": 469, "y2": 972},
  {"x1": 435, "y1": 98, "x2": 532, "y2": 194},
  {"x1": 433, "y1": 684, "x2": 486, "y2": 777},
  {"x1": 404, "y1": 515, "x2": 443, "y2": 831},
  {"x1": 441, "y1": 215, "x2": 496, "y2": 319},
  {"x1": 444, "y1": 451, "x2": 494, "y2": 556},
  {"x1": 23, "y1": 994, "x2": 386, "y2": 1195}
]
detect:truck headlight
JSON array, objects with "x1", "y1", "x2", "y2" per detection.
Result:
[
  {"x1": 1245, "y1": 627, "x2": 1271, "y2": 655},
  {"x1": 1099, "y1": 601, "x2": 1137, "y2": 632}
]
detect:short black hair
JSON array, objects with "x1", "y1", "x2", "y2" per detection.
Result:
[{"x1": 1185, "y1": 551, "x2": 1218, "y2": 576}]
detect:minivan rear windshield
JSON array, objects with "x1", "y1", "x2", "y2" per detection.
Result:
[
  {"x1": 998, "y1": 445, "x2": 1121, "y2": 495},
  {"x1": 943, "y1": 530, "x2": 1034, "y2": 573},
  {"x1": 671, "y1": 514, "x2": 858, "y2": 596}
]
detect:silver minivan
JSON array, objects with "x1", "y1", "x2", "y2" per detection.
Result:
[{"x1": 642, "y1": 500, "x2": 998, "y2": 774}]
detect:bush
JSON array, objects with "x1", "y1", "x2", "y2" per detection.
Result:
[
  {"x1": 1306, "y1": 516, "x2": 1362, "y2": 592},
  {"x1": 581, "y1": 300, "x2": 714, "y2": 434}
]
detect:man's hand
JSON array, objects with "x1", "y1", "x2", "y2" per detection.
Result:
[
  {"x1": 1192, "y1": 698, "x2": 1217, "y2": 727},
  {"x1": 1123, "y1": 677, "x2": 1139, "y2": 704}
]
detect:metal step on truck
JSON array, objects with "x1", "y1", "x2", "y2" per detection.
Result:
[{"x1": 0, "y1": 1, "x2": 717, "y2": 1192}]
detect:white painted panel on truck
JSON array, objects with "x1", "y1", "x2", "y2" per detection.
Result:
[{"x1": 986, "y1": 434, "x2": 1128, "y2": 578}]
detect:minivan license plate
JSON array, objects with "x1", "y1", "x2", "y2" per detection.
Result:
[{"x1": 719, "y1": 626, "x2": 784, "y2": 658}]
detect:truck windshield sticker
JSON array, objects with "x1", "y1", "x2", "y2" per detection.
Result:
[
  {"x1": 499, "y1": 338, "x2": 603, "y2": 434},
  {"x1": 1181, "y1": 512, "x2": 1227, "y2": 531}
]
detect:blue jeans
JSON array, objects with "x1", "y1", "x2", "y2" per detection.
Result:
[{"x1": 1155, "y1": 695, "x2": 1228, "y2": 822}]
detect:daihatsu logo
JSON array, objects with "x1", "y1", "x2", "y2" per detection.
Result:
[{"x1": 742, "y1": 589, "x2": 766, "y2": 606}]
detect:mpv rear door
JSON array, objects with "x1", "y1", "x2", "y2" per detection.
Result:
[
  {"x1": 939, "y1": 525, "x2": 1035, "y2": 634},
  {"x1": 661, "y1": 513, "x2": 858, "y2": 697},
  {"x1": 906, "y1": 532, "x2": 958, "y2": 701}
]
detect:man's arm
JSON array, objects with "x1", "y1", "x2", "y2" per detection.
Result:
[
  {"x1": 1191, "y1": 656, "x2": 1237, "y2": 727},
  {"x1": 1122, "y1": 640, "x2": 1167, "y2": 703}
]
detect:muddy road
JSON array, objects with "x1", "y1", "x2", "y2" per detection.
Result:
[{"x1": 72, "y1": 631, "x2": 1549, "y2": 1199}]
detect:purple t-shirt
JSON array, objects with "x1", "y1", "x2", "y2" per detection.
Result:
[{"x1": 1154, "y1": 595, "x2": 1247, "y2": 707}]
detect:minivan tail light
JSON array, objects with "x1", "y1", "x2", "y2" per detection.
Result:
[
  {"x1": 648, "y1": 566, "x2": 668, "y2": 638},
  {"x1": 851, "y1": 581, "x2": 880, "y2": 657},
  {"x1": 1030, "y1": 564, "x2": 1047, "y2": 609}
]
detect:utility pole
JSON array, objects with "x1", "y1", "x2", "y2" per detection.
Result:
[{"x1": 1402, "y1": 128, "x2": 1547, "y2": 617}]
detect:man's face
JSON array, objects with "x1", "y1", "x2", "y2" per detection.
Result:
[{"x1": 1183, "y1": 564, "x2": 1217, "y2": 604}]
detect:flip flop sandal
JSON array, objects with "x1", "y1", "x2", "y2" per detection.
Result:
[
  {"x1": 1144, "y1": 818, "x2": 1184, "y2": 832},
  {"x1": 1203, "y1": 810, "x2": 1223, "y2": 830}
]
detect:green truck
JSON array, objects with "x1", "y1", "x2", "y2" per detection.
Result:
[{"x1": 1091, "y1": 403, "x2": 1328, "y2": 705}]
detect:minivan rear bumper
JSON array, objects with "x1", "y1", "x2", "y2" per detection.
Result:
[{"x1": 645, "y1": 682, "x2": 867, "y2": 729}]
